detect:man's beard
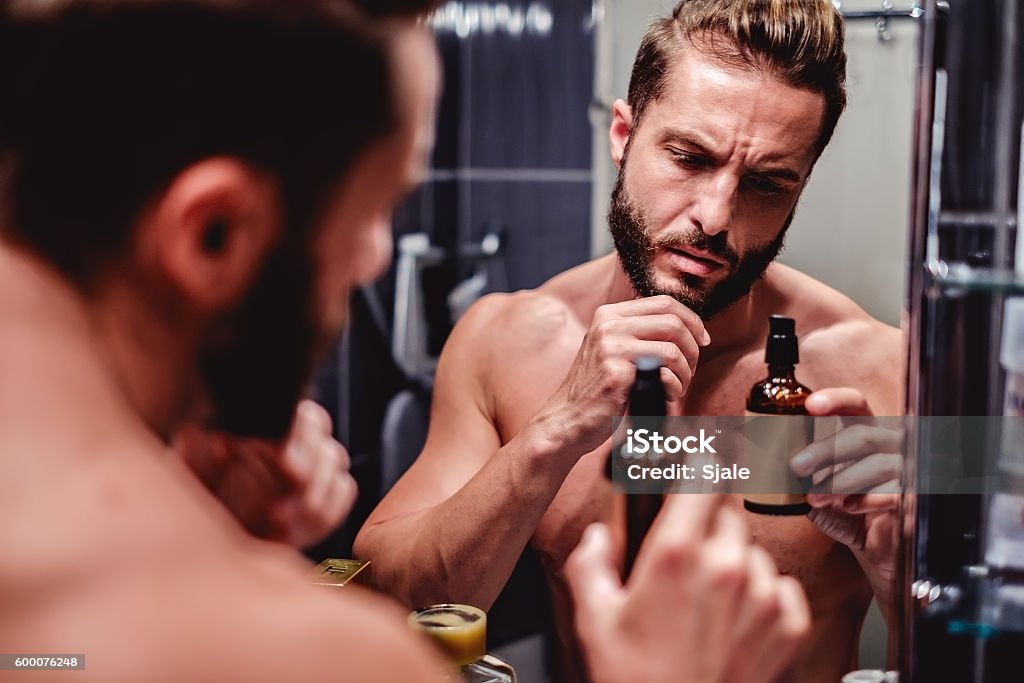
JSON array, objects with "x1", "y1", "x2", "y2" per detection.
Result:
[
  {"x1": 608, "y1": 164, "x2": 792, "y2": 320},
  {"x1": 197, "y1": 234, "x2": 334, "y2": 440}
]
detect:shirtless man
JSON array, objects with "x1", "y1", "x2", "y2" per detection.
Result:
[
  {"x1": 357, "y1": 1, "x2": 903, "y2": 681},
  {"x1": 0, "y1": 1, "x2": 810, "y2": 681}
]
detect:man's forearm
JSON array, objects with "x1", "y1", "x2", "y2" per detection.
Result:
[{"x1": 355, "y1": 423, "x2": 579, "y2": 610}]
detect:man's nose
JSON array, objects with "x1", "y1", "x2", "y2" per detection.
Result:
[{"x1": 690, "y1": 172, "x2": 737, "y2": 237}]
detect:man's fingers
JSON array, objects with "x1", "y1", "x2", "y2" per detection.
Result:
[
  {"x1": 566, "y1": 524, "x2": 623, "y2": 627},
  {"x1": 175, "y1": 427, "x2": 229, "y2": 486},
  {"x1": 643, "y1": 493, "x2": 728, "y2": 559},
  {"x1": 269, "y1": 498, "x2": 303, "y2": 542},
  {"x1": 279, "y1": 472, "x2": 356, "y2": 547},
  {"x1": 643, "y1": 341, "x2": 693, "y2": 401},
  {"x1": 726, "y1": 546, "x2": 789, "y2": 682},
  {"x1": 280, "y1": 435, "x2": 316, "y2": 484},
  {"x1": 807, "y1": 492, "x2": 899, "y2": 512},
  {"x1": 764, "y1": 576, "x2": 812, "y2": 676},
  {"x1": 845, "y1": 492, "x2": 900, "y2": 512},
  {"x1": 806, "y1": 503, "x2": 865, "y2": 548},
  {"x1": 694, "y1": 505, "x2": 752, "y2": 632},
  {"x1": 605, "y1": 295, "x2": 710, "y2": 347},
  {"x1": 271, "y1": 461, "x2": 353, "y2": 547},
  {"x1": 609, "y1": 337, "x2": 695, "y2": 403},
  {"x1": 658, "y1": 367, "x2": 685, "y2": 404},
  {"x1": 804, "y1": 387, "x2": 873, "y2": 417},
  {"x1": 808, "y1": 452, "x2": 903, "y2": 495},
  {"x1": 326, "y1": 473, "x2": 358, "y2": 525},
  {"x1": 295, "y1": 399, "x2": 333, "y2": 436},
  {"x1": 730, "y1": 575, "x2": 811, "y2": 683},
  {"x1": 805, "y1": 492, "x2": 836, "y2": 509},
  {"x1": 609, "y1": 314, "x2": 701, "y2": 371},
  {"x1": 791, "y1": 424, "x2": 903, "y2": 477},
  {"x1": 699, "y1": 504, "x2": 751, "y2": 593},
  {"x1": 301, "y1": 438, "x2": 343, "y2": 516},
  {"x1": 733, "y1": 545, "x2": 781, "y2": 635}
]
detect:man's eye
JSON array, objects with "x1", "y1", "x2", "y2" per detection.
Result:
[
  {"x1": 670, "y1": 151, "x2": 706, "y2": 169},
  {"x1": 745, "y1": 176, "x2": 784, "y2": 196}
]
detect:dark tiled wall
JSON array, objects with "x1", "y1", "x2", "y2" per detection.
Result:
[
  {"x1": 399, "y1": 0, "x2": 596, "y2": 289},
  {"x1": 310, "y1": 0, "x2": 596, "y2": 560}
]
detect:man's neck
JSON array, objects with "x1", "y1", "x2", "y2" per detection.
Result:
[
  {"x1": 604, "y1": 254, "x2": 765, "y2": 357},
  {"x1": 0, "y1": 242, "x2": 194, "y2": 444}
]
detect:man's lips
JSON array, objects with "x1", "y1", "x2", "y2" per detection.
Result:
[{"x1": 662, "y1": 246, "x2": 727, "y2": 276}]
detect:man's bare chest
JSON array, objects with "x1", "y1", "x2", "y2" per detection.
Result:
[{"x1": 489, "y1": 344, "x2": 862, "y2": 600}]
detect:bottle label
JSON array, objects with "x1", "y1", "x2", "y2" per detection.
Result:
[{"x1": 739, "y1": 411, "x2": 812, "y2": 507}]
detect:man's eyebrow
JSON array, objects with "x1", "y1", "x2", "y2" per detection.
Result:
[
  {"x1": 659, "y1": 127, "x2": 805, "y2": 183},
  {"x1": 659, "y1": 128, "x2": 717, "y2": 157}
]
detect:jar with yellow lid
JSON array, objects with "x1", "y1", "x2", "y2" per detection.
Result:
[{"x1": 408, "y1": 604, "x2": 516, "y2": 682}]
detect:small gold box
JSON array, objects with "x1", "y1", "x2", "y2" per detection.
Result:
[{"x1": 310, "y1": 558, "x2": 370, "y2": 587}]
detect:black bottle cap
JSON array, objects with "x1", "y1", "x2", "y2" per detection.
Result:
[
  {"x1": 605, "y1": 357, "x2": 667, "y2": 480},
  {"x1": 630, "y1": 356, "x2": 667, "y2": 417},
  {"x1": 764, "y1": 315, "x2": 799, "y2": 365},
  {"x1": 635, "y1": 356, "x2": 661, "y2": 375}
]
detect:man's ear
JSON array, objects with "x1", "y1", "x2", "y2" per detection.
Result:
[
  {"x1": 137, "y1": 157, "x2": 281, "y2": 314},
  {"x1": 609, "y1": 99, "x2": 634, "y2": 171}
]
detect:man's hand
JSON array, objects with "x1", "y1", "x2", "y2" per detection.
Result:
[
  {"x1": 791, "y1": 387, "x2": 902, "y2": 621},
  {"x1": 566, "y1": 495, "x2": 809, "y2": 683},
  {"x1": 177, "y1": 400, "x2": 356, "y2": 549},
  {"x1": 529, "y1": 295, "x2": 710, "y2": 458}
]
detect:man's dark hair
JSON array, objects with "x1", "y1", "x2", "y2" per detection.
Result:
[
  {"x1": 0, "y1": 0, "x2": 397, "y2": 285},
  {"x1": 627, "y1": 0, "x2": 847, "y2": 157},
  {"x1": 354, "y1": 0, "x2": 447, "y2": 17}
]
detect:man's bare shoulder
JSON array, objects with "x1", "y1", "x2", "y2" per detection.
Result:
[
  {"x1": 765, "y1": 265, "x2": 903, "y2": 412},
  {"x1": 441, "y1": 291, "x2": 576, "y2": 419},
  {"x1": 451, "y1": 255, "x2": 612, "y2": 358},
  {"x1": 765, "y1": 265, "x2": 895, "y2": 331},
  {"x1": 456, "y1": 290, "x2": 573, "y2": 351},
  {"x1": 0, "y1": 444, "x2": 442, "y2": 681},
  {"x1": 449, "y1": 264, "x2": 605, "y2": 366},
  {"x1": 156, "y1": 549, "x2": 443, "y2": 682},
  {"x1": 432, "y1": 255, "x2": 611, "y2": 428},
  {"x1": 4, "y1": 513, "x2": 440, "y2": 681}
]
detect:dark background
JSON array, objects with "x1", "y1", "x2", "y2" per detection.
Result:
[{"x1": 308, "y1": 0, "x2": 597, "y2": 570}]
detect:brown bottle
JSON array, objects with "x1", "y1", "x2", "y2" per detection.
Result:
[
  {"x1": 604, "y1": 358, "x2": 667, "y2": 579},
  {"x1": 623, "y1": 357, "x2": 667, "y2": 578},
  {"x1": 743, "y1": 315, "x2": 813, "y2": 515}
]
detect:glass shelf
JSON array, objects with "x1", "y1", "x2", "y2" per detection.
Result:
[
  {"x1": 946, "y1": 619, "x2": 1004, "y2": 639},
  {"x1": 927, "y1": 263, "x2": 1024, "y2": 295},
  {"x1": 920, "y1": 567, "x2": 1024, "y2": 639}
]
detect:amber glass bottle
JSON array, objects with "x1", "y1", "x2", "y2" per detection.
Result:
[{"x1": 744, "y1": 315, "x2": 813, "y2": 515}]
